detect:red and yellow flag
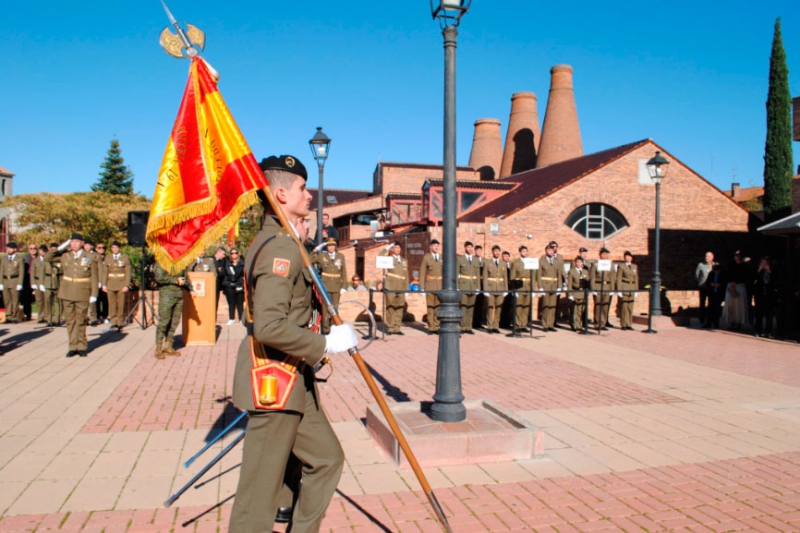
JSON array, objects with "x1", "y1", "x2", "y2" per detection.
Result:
[{"x1": 146, "y1": 57, "x2": 267, "y2": 273}]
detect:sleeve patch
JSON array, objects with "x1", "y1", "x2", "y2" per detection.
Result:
[{"x1": 273, "y1": 258, "x2": 291, "y2": 277}]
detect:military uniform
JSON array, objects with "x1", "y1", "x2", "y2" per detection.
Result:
[
  {"x1": 313, "y1": 248, "x2": 347, "y2": 334},
  {"x1": 590, "y1": 261, "x2": 614, "y2": 329},
  {"x1": 154, "y1": 263, "x2": 187, "y2": 357},
  {"x1": 86, "y1": 249, "x2": 102, "y2": 324},
  {"x1": 567, "y1": 265, "x2": 589, "y2": 331},
  {"x1": 230, "y1": 216, "x2": 342, "y2": 533},
  {"x1": 0, "y1": 251, "x2": 25, "y2": 322},
  {"x1": 482, "y1": 257, "x2": 508, "y2": 332},
  {"x1": 42, "y1": 251, "x2": 62, "y2": 326},
  {"x1": 456, "y1": 254, "x2": 481, "y2": 332},
  {"x1": 44, "y1": 246, "x2": 98, "y2": 354},
  {"x1": 615, "y1": 259, "x2": 639, "y2": 329},
  {"x1": 510, "y1": 257, "x2": 534, "y2": 331},
  {"x1": 103, "y1": 252, "x2": 132, "y2": 328},
  {"x1": 30, "y1": 254, "x2": 46, "y2": 323},
  {"x1": 382, "y1": 248, "x2": 409, "y2": 334},
  {"x1": 418, "y1": 251, "x2": 442, "y2": 333},
  {"x1": 538, "y1": 254, "x2": 565, "y2": 331}
]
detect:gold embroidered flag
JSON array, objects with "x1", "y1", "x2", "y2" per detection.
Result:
[{"x1": 146, "y1": 57, "x2": 267, "y2": 273}]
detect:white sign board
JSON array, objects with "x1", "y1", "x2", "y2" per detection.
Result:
[
  {"x1": 523, "y1": 257, "x2": 539, "y2": 270},
  {"x1": 376, "y1": 255, "x2": 395, "y2": 269},
  {"x1": 597, "y1": 259, "x2": 612, "y2": 272},
  {"x1": 563, "y1": 263, "x2": 571, "y2": 274}
]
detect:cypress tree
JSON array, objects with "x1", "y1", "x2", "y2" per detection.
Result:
[
  {"x1": 93, "y1": 138, "x2": 134, "y2": 195},
  {"x1": 763, "y1": 18, "x2": 794, "y2": 222}
]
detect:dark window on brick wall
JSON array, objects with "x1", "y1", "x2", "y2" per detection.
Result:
[{"x1": 565, "y1": 203, "x2": 628, "y2": 240}]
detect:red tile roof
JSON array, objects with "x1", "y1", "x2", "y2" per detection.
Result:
[
  {"x1": 308, "y1": 188, "x2": 374, "y2": 209},
  {"x1": 459, "y1": 140, "x2": 649, "y2": 222},
  {"x1": 0, "y1": 166, "x2": 13, "y2": 176}
]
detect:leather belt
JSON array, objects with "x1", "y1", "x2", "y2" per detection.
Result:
[
  {"x1": 108, "y1": 273, "x2": 126, "y2": 278},
  {"x1": 541, "y1": 277, "x2": 557, "y2": 281},
  {"x1": 321, "y1": 272, "x2": 340, "y2": 277},
  {"x1": 387, "y1": 272, "x2": 405, "y2": 279},
  {"x1": 426, "y1": 276, "x2": 442, "y2": 280},
  {"x1": 3, "y1": 276, "x2": 14, "y2": 280},
  {"x1": 63, "y1": 276, "x2": 91, "y2": 282},
  {"x1": 621, "y1": 279, "x2": 634, "y2": 283},
  {"x1": 486, "y1": 277, "x2": 504, "y2": 281},
  {"x1": 458, "y1": 275, "x2": 478, "y2": 279}
]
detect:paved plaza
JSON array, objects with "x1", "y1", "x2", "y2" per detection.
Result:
[{"x1": 1, "y1": 315, "x2": 799, "y2": 532}]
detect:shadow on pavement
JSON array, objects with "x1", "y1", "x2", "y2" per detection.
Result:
[
  {"x1": 0, "y1": 327, "x2": 53, "y2": 355},
  {"x1": 335, "y1": 489, "x2": 393, "y2": 533},
  {"x1": 365, "y1": 361, "x2": 411, "y2": 403}
]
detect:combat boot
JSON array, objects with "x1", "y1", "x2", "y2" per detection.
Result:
[
  {"x1": 155, "y1": 339, "x2": 166, "y2": 360},
  {"x1": 163, "y1": 337, "x2": 180, "y2": 356}
]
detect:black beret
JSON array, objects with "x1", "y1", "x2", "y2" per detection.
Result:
[
  {"x1": 49, "y1": 242, "x2": 59, "y2": 248},
  {"x1": 600, "y1": 247, "x2": 610, "y2": 254},
  {"x1": 71, "y1": 233, "x2": 84, "y2": 241},
  {"x1": 6, "y1": 242, "x2": 17, "y2": 249},
  {"x1": 464, "y1": 241, "x2": 473, "y2": 247},
  {"x1": 579, "y1": 247, "x2": 588, "y2": 252},
  {"x1": 259, "y1": 155, "x2": 308, "y2": 181},
  {"x1": 624, "y1": 250, "x2": 633, "y2": 257},
  {"x1": 39, "y1": 244, "x2": 48, "y2": 252},
  {"x1": 430, "y1": 239, "x2": 440, "y2": 245},
  {"x1": 111, "y1": 241, "x2": 122, "y2": 247},
  {"x1": 84, "y1": 239, "x2": 94, "y2": 246}
]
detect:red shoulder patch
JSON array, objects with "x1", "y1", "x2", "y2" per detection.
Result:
[{"x1": 273, "y1": 258, "x2": 291, "y2": 277}]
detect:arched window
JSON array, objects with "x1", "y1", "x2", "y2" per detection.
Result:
[{"x1": 565, "y1": 203, "x2": 628, "y2": 240}]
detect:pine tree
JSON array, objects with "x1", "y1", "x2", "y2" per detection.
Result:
[
  {"x1": 762, "y1": 18, "x2": 794, "y2": 222},
  {"x1": 93, "y1": 138, "x2": 134, "y2": 195}
]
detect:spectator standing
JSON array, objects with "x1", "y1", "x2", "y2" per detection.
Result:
[
  {"x1": 29, "y1": 244, "x2": 46, "y2": 323},
  {"x1": 213, "y1": 247, "x2": 227, "y2": 311},
  {"x1": 695, "y1": 251, "x2": 715, "y2": 324},
  {"x1": 223, "y1": 248, "x2": 246, "y2": 326},
  {"x1": 320, "y1": 212, "x2": 338, "y2": 243},
  {"x1": 753, "y1": 255, "x2": 777, "y2": 338},
  {"x1": 703, "y1": 263, "x2": 725, "y2": 329},
  {"x1": 95, "y1": 243, "x2": 109, "y2": 323},
  {"x1": 723, "y1": 250, "x2": 749, "y2": 331}
]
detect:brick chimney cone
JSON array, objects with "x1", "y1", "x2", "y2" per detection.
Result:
[
  {"x1": 499, "y1": 92, "x2": 541, "y2": 178},
  {"x1": 469, "y1": 118, "x2": 503, "y2": 181},
  {"x1": 537, "y1": 65, "x2": 583, "y2": 167}
]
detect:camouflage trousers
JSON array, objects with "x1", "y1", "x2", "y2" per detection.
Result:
[{"x1": 156, "y1": 288, "x2": 183, "y2": 341}]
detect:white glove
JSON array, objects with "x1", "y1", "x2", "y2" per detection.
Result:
[
  {"x1": 592, "y1": 291, "x2": 598, "y2": 296},
  {"x1": 502, "y1": 292, "x2": 508, "y2": 297},
  {"x1": 0, "y1": 284, "x2": 4, "y2": 291},
  {"x1": 58, "y1": 239, "x2": 70, "y2": 252},
  {"x1": 324, "y1": 323, "x2": 359, "y2": 354},
  {"x1": 16, "y1": 285, "x2": 22, "y2": 291},
  {"x1": 568, "y1": 295, "x2": 574, "y2": 301},
  {"x1": 385, "y1": 243, "x2": 394, "y2": 251},
  {"x1": 617, "y1": 292, "x2": 623, "y2": 297},
  {"x1": 313, "y1": 241, "x2": 328, "y2": 253},
  {"x1": 483, "y1": 292, "x2": 490, "y2": 297},
  {"x1": 98, "y1": 282, "x2": 102, "y2": 289},
  {"x1": 634, "y1": 293, "x2": 638, "y2": 299},
  {"x1": 89, "y1": 296, "x2": 97, "y2": 303},
  {"x1": 39, "y1": 285, "x2": 46, "y2": 292},
  {"x1": 340, "y1": 288, "x2": 347, "y2": 294}
]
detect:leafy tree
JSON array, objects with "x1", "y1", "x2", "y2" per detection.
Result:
[
  {"x1": 3, "y1": 191, "x2": 151, "y2": 246},
  {"x1": 763, "y1": 18, "x2": 794, "y2": 222},
  {"x1": 92, "y1": 138, "x2": 134, "y2": 195}
]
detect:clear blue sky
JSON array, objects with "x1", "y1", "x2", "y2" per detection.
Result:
[{"x1": 2, "y1": 1, "x2": 798, "y2": 198}]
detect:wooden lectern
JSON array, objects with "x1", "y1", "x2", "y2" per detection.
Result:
[{"x1": 182, "y1": 271, "x2": 217, "y2": 346}]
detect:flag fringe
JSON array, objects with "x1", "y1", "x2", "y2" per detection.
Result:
[{"x1": 147, "y1": 189, "x2": 260, "y2": 275}]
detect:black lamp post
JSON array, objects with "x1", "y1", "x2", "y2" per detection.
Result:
[
  {"x1": 644, "y1": 150, "x2": 669, "y2": 334},
  {"x1": 429, "y1": 0, "x2": 471, "y2": 423},
  {"x1": 309, "y1": 127, "x2": 331, "y2": 245}
]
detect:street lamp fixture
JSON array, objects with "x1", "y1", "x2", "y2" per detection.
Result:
[
  {"x1": 309, "y1": 127, "x2": 331, "y2": 244},
  {"x1": 430, "y1": 0, "x2": 472, "y2": 27},
  {"x1": 429, "y1": 0, "x2": 471, "y2": 423},
  {"x1": 644, "y1": 150, "x2": 669, "y2": 334}
]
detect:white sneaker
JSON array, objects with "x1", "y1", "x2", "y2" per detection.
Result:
[{"x1": 227, "y1": 319, "x2": 235, "y2": 326}]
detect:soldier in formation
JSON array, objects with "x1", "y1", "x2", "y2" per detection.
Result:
[
  {"x1": 102, "y1": 241, "x2": 132, "y2": 332},
  {"x1": 313, "y1": 237, "x2": 347, "y2": 334}
]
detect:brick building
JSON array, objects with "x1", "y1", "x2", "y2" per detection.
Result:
[{"x1": 0, "y1": 165, "x2": 14, "y2": 249}]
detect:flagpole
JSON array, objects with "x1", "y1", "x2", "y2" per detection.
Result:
[{"x1": 261, "y1": 186, "x2": 453, "y2": 533}]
